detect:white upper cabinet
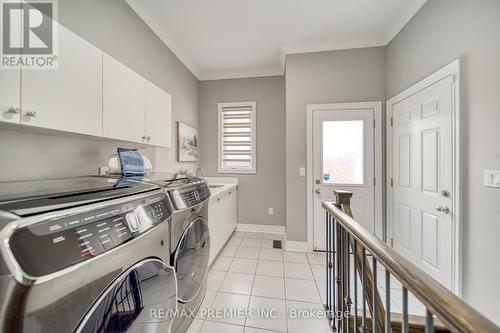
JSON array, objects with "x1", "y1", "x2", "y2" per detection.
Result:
[
  {"x1": 145, "y1": 81, "x2": 172, "y2": 147},
  {"x1": 21, "y1": 24, "x2": 103, "y2": 136},
  {"x1": 0, "y1": 19, "x2": 21, "y2": 125},
  {"x1": 0, "y1": 71, "x2": 21, "y2": 124},
  {"x1": 102, "y1": 53, "x2": 146, "y2": 144}
]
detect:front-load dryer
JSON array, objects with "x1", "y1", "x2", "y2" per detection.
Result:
[
  {"x1": 0, "y1": 176, "x2": 178, "y2": 333},
  {"x1": 139, "y1": 173, "x2": 211, "y2": 333}
]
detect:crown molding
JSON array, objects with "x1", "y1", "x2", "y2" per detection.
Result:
[
  {"x1": 127, "y1": 0, "x2": 427, "y2": 81},
  {"x1": 199, "y1": 67, "x2": 284, "y2": 81}
]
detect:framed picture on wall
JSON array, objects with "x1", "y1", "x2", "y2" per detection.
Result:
[{"x1": 177, "y1": 122, "x2": 199, "y2": 162}]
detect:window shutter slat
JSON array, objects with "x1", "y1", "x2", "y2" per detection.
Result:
[{"x1": 219, "y1": 102, "x2": 256, "y2": 173}]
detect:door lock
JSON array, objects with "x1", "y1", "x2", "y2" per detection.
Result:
[
  {"x1": 436, "y1": 205, "x2": 450, "y2": 214},
  {"x1": 441, "y1": 190, "x2": 450, "y2": 197},
  {"x1": 315, "y1": 179, "x2": 321, "y2": 185}
]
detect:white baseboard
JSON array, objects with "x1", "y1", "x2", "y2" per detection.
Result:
[
  {"x1": 236, "y1": 223, "x2": 286, "y2": 235},
  {"x1": 285, "y1": 240, "x2": 308, "y2": 252}
]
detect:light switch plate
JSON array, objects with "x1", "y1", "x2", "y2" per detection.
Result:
[
  {"x1": 484, "y1": 170, "x2": 500, "y2": 188},
  {"x1": 299, "y1": 167, "x2": 306, "y2": 177}
]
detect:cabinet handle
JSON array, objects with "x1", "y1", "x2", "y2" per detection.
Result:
[
  {"x1": 24, "y1": 110, "x2": 37, "y2": 117},
  {"x1": 7, "y1": 107, "x2": 20, "y2": 114},
  {"x1": 147, "y1": 136, "x2": 151, "y2": 141},
  {"x1": 141, "y1": 135, "x2": 147, "y2": 141}
]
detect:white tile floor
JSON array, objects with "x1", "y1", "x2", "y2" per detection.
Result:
[
  {"x1": 187, "y1": 231, "x2": 331, "y2": 333},
  {"x1": 188, "y1": 231, "x2": 427, "y2": 333}
]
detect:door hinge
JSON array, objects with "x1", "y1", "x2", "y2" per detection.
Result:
[
  {"x1": 390, "y1": 238, "x2": 394, "y2": 247},
  {"x1": 390, "y1": 117, "x2": 393, "y2": 127},
  {"x1": 373, "y1": 119, "x2": 376, "y2": 128},
  {"x1": 390, "y1": 178, "x2": 393, "y2": 187},
  {"x1": 374, "y1": 177, "x2": 376, "y2": 186}
]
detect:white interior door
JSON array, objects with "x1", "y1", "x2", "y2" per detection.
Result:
[
  {"x1": 313, "y1": 108, "x2": 375, "y2": 251},
  {"x1": 390, "y1": 75, "x2": 455, "y2": 289}
]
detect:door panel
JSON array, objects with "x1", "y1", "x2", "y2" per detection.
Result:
[
  {"x1": 174, "y1": 217, "x2": 210, "y2": 303},
  {"x1": 391, "y1": 76, "x2": 454, "y2": 289},
  {"x1": 313, "y1": 108, "x2": 375, "y2": 251},
  {"x1": 103, "y1": 53, "x2": 145, "y2": 144},
  {"x1": 22, "y1": 23, "x2": 102, "y2": 135},
  {"x1": 76, "y1": 259, "x2": 177, "y2": 333},
  {"x1": 145, "y1": 81, "x2": 172, "y2": 147}
]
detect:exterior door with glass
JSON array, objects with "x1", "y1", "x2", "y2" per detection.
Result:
[{"x1": 312, "y1": 108, "x2": 375, "y2": 251}]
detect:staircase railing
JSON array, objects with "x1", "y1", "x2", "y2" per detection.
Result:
[{"x1": 323, "y1": 190, "x2": 500, "y2": 333}]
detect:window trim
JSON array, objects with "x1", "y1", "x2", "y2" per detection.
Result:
[{"x1": 217, "y1": 101, "x2": 256, "y2": 174}]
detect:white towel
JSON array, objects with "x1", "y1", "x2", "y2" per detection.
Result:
[{"x1": 108, "y1": 154, "x2": 152, "y2": 174}]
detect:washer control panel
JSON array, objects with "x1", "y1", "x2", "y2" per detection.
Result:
[
  {"x1": 9, "y1": 193, "x2": 171, "y2": 277},
  {"x1": 168, "y1": 180, "x2": 210, "y2": 210}
]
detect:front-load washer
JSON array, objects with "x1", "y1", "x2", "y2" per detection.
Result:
[
  {"x1": 0, "y1": 176, "x2": 178, "y2": 333},
  {"x1": 140, "y1": 173, "x2": 211, "y2": 333}
]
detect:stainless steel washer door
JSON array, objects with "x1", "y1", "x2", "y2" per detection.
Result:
[
  {"x1": 75, "y1": 258, "x2": 177, "y2": 333},
  {"x1": 173, "y1": 217, "x2": 210, "y2": 303}
]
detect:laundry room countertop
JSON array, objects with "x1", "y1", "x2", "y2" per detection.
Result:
[{"x1": 205, "y1": 177, "x2": 238, "y2": 200}]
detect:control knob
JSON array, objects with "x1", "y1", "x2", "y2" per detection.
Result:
[{"x1": 125, "y1": 212, "x2": 140, "y2": 232}]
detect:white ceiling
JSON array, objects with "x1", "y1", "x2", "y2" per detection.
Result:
[{"x1": 126, "y1": 0, "x2": 427, "y2": 81}]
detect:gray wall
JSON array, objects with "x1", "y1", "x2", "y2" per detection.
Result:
[
  {"x1": 285, "y1": 48, "x2": 386, "y2": 241},
  {"x1": 385, "y1": 0, "x2": 500, "y2": 323},
  {"x1": 199, "y1": 76, "x2": 286, "y2": 226},
  {"x1": 0, "y1": 0, "x2": 199, "y2": 181}
]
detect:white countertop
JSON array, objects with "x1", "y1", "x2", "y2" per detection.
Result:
[{"x1": 205, "y1": 177, "x2": 238, "y2": 200}]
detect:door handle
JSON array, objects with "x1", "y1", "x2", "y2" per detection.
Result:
[
  {"x1": 436, "y1": 205, "x2": 450, "y2": 214},
  {"x1": 315, "y1": 189, "x2": 321, "y2": 194},
  {"x1": 7, "y1": 107, "x2": 20, "y2": 114}
]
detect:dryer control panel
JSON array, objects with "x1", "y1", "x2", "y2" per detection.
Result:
[{"x1": 8, "y1": 192, "x2": 172, "y2": 277}]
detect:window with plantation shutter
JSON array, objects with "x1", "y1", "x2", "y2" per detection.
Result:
[{"x1": 218, "y1": 102, "x2": 256, "y2": 174}]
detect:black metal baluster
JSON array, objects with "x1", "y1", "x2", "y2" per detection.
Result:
[
  {"x1": 361, "y1": 247, "x2": 368, "y2": 333},
  {"x1": 326, "y1": 212, "x2": 330, "y2": 319},
  {"x1": 332, "y1": 215, "x2": 336, "y2": 330},
  {"x1": 354, "y1": 239, "x2": 358, "y2": 332},
  {"x1": 346, "y1": 234, "x2": 351, "y2": 332},
  {"x1": 385, "y1": 270, "x2": 391, "y2": 333},
  {"x1": 336, "y1": 222, "x2": 342, "y2": 331},
  {"x1": 402, "y1": 287, "x2": 409, "y2": 333},
  {"x1": 425, "y1": 309, "x2": 434, "y2": 333},
  {"x1": 373, "y1": 258, "x2": 378, "y2": 333}
]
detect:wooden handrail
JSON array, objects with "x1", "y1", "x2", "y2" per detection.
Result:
[{"x1": 322, "y1": 198, "x2": 500, "y2": 333}]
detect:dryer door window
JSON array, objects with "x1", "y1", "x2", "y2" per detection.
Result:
[
  {"x1": 174, "y1": 217, "x2": 210, "y2": 303},
  {"x1": 76, "y1": 259, "x2": 177, "y2": 333}
]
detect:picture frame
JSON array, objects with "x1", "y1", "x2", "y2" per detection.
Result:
[{"x1": 177, "y1": 122, "x2": 199, "y2": 162}]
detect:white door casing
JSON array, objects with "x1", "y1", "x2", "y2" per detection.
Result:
[
  {"x1": 387, "y1": 60, "x2": 461, "y2": 294},
  {"x1": 307, "y1": 102, "x2": 383, "y2": 252}
]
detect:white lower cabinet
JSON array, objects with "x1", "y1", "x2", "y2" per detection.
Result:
[{"x1": 208, "y1": 188, "x2": 238, "y2": 265}]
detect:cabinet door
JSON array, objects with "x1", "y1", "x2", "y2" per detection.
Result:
[
  {"x1": 21, "y1": 24, "x2": 102, "y2": 135},
  {"x1": 0, "y1": 19, "x2": 21, "y2": 124},
  {"x1": 208, "y1": 199, "x2": 220, "y2": 265},
  {"x1": 145, "y1": 81, "x2": 172, "y2": 147},
  {"x1": 0, "y1": 70, "x2": 20, "y2": 124},
  {"x1": 103, "y1": 53, "x2": 145, "y2": 143}
]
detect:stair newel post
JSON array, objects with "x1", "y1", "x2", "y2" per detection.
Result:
[{"x1": 334, "y1": 190, "x2": 386, "y2": 333}]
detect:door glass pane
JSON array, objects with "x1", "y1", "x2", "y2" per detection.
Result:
[{"x1": 322, "y1": 120, "x2": 364, "y2": 184}]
